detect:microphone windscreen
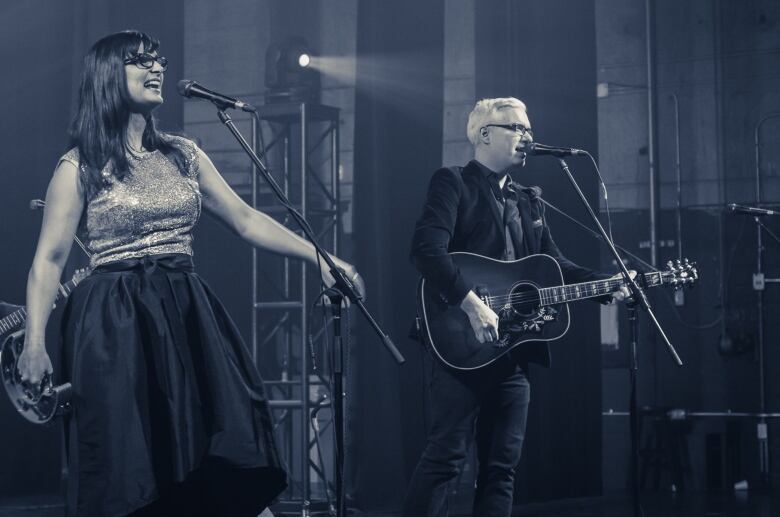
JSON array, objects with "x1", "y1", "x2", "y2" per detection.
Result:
[{"x1": 177, "y1": 79, "x2": 193, "y2": 96}]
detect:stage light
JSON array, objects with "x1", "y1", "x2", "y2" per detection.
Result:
[{"x1": 265, "y1": 38, "x2": 319, "y2": 104}]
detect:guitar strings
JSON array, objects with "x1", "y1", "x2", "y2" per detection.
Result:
[
  {"x1": 484, "y1": 271, "x2": 673, "y2": 306},
  {"x1": 485, "y1": 280, "x2": 626, "y2": 305}
]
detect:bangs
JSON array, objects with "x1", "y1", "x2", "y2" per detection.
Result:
[{"x1": 116, "y1": 30, "x2": 160, "y2": 59}]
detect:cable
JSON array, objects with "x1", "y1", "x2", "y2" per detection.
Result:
[
  {"x1": 584, "y1": 151, "x2": 616, "y2": 246},
  {"x1": 539, "y1": 197, "x2": 656, "y2": 272}
]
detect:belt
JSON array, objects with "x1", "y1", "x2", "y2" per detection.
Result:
[{"x1": 93, "y1": 253, "x2": 195, "y2": 274}]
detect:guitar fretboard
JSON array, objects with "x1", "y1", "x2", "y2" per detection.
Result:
[
  {"x1": 0, "y1": 279, "x2": 77, "y2": 335},
  {"x1": 0, "y1": 307, "x2": 27, "y2": 334},
  {"x1": 539, "y1": 271, "x2": 665, "y2": 305}
]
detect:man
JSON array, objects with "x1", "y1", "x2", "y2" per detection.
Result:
[{"x1": 404, "y1": 97, "x2": 632, "y2": 516}]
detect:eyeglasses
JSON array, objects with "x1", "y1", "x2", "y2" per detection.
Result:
[
  {"x1": 484, "y1": 123, "x2": 533, "y2": 139},
  {"x1": 124, "y1": 53, "x2": 168, "y2": 71}
]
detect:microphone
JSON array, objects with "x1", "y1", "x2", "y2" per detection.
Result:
[
  {"x1": 29, "y1": 199, "x2": 45, "y2": 210},
  {"x1": 727, "y1": 204, "x2": 777, "y2": 216},
  {"x1": 518, "y1": 142, "x2": 586, "y2": 157},
  {"x1": 177, "y1": 80, "x2": 256, "y2": 113}
]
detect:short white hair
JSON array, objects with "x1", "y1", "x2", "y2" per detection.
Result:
[{"x1": 466, "y1": 97, "x2": 527, "y2": 146}]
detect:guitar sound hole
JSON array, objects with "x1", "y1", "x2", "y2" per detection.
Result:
[{"x1": 508, "y1": 282, "x2": 540, "y2": 317}]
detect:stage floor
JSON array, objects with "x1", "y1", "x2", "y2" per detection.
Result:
[
  {"x1": 509, "y1": 492, "x2": 778, "y2": 517},
  {"x1": 0, "y1": 491, "x2": 777, "y2": 517}
]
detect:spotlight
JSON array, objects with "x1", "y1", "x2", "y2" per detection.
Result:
[{"x1": 265, "y1": 38, "x2": 320, "y2": 104}]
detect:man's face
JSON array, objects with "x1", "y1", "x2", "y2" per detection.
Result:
[{"x1": 482, "y1": 107, "x2": 533, "y2": 171}]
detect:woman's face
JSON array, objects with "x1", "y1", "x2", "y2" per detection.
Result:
[{"x1": 124, "y1": 43, "x2": 165, "y2": 113}]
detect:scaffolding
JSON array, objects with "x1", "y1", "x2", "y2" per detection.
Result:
[{"x1": 251, "y1": 102, "x2": 341, "y2": 515}]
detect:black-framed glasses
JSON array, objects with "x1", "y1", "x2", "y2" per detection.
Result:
[
  {"x1": 484, "y1": 123, "x2": 533, "y2": 139},
  {"x1": 124, "y1": 53, "x2": 168, "y2": 71}
]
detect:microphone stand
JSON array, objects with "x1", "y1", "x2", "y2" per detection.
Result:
[
  {"x1": 214, "y1": 106, "x2": 405, "y2": 517},
  {"x1": 556, "y1": 158, "x2": 683, "y2": 517},
  {"x1": 326, "y1": 289, "x2": 346, "y2": 517}
]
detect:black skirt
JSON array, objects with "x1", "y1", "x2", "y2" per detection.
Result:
[{"x1": 61, "y1": 254, "x2": 286, "y2": 516}]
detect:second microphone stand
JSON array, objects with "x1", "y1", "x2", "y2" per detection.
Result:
[
  {"x1": 555, "y1": 158, "x2": 683, "y2": 517},
  {"x1": 214, "y1": 105, "x2": 405, "y2": 517}
]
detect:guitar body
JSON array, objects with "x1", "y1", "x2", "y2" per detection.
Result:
[
  {"x1": 1, "y1": 330, "x2": 72, "y2": 424},
  {"x1": 0, "y1": 269, "x2": 88, "y2": 425},
  {"x1": 418, "y1": 253, "x2": 570, "y2": 371}
]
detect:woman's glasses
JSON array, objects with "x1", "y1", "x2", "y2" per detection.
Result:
[{"x1": 124, "y1": 53, "x2": 168, "y2": 71}]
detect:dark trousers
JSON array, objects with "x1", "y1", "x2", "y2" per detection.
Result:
[{"x1": 402, "y1": 353, "x2": 530, "y2": 517}]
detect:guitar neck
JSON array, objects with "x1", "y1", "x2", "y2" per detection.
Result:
[
  {"x1": 539, "y1": 271, "x2": 664, "y2": 306},
  {"x1": 0, "y1": 278, "x2": 78, "y2": 335}
]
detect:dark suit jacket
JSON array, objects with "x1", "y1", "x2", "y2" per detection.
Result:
[{"x1": 410, "y1": 161, "x2": 610, "y2": 367}]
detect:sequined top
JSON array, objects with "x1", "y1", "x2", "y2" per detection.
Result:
[{"x1": 59, "y1": 136, "x2": 202, "y2": 268}]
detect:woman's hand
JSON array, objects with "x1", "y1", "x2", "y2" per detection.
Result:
[
  {"x1": 17, "y1": 340, "x2": 53, "y2": 387},
  {"x1": 321, "y1": 259, "x2": 366, "y2": 302}
]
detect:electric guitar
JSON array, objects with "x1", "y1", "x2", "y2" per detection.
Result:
[
  {"x1": 0, "y1": 268, "x2": 89, "y2": 424},
  {"x1": 417, "y1": 253, "x2": 697, "y2": 371}
]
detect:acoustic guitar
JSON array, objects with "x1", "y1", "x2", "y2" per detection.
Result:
[{"x1": 417, "y1": 253, "x2": 697, "y2": 371}]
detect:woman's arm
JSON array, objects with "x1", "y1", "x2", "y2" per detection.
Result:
[
  {"x1": 197, "y1": 149, "x2": 364, "y2": 293},
  {"x1": 19, "y1": 160, "x2": 84, "y2": 385}
]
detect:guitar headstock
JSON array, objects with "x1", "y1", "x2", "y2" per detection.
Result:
[
  {"x1": 57, "y1": 267, "x2": 92, "y2": 300},
  {"x1": 663, "y1": 259, "x2": 698, "y2": 289}
]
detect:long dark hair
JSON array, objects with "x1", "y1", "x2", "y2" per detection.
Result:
[{"x1": 69, "y1": 30, "x2": 188, "y2": 194}]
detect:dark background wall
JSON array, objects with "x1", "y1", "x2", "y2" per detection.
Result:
[
  {"x1": 349, "y1": 0, "x2": 445, "y2": 510},
  {"x1": 597, "y1": 0, "x2": 780, "y2": 492},
  {"x1": 0, "y1": 2, "x2": 76, "y2": 496}
]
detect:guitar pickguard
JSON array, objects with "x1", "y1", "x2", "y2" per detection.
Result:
[{"x1": 496, "y1": 305, "x2": 559, "y2": 346}]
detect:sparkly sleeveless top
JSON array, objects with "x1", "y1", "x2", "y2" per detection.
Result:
[{"x1": 59, "y1": 136, "x2": 202, "y2": 268}]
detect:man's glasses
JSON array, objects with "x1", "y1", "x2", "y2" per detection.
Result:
[
  {"x1": 484, "y1": 123, "x2": 533, "y2": 139},
  {"x1": 124, "y1": 53, "x2": 168, "y2": 71}
]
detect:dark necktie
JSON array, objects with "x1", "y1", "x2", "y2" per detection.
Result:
[
  {"x1": 487, "y1": 173, "x2": 525, "y2": 257},
  {"x1": 501, "y1": 180, "x2": 525, "y2": 255}
]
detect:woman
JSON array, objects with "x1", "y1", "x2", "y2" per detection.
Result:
[{"x1": 18, "y1": 30, "x2": 363, "y2": 516}]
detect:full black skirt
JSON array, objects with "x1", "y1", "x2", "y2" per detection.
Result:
[{"x1": 61, "y1": 254, "x2": 286, "y2": 516}]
